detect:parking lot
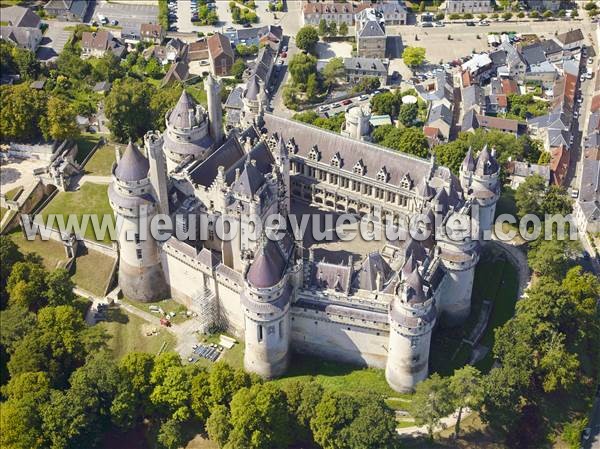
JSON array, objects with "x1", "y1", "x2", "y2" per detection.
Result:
[
  {"x1": 36, "y1": 21, "x2": 72, "y2": 61},
  {"x1": 93, "y1": 1, "x2": 158, "y2": 30}
]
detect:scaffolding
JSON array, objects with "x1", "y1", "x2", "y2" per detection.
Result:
[{"x1": 192, "y1": 287, "x2": 217, "y2": 334}]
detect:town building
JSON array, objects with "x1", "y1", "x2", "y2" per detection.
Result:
[
  {"x1": 44, "y1": 0, "x2": 88, "y2": 21},
  {"x1": 0, "y1": 5, "x2": 42, "y2": 51},
  {"x1": 111, "y1": 73, "x2": 501, "y2": 393},
  {"x1": 505, "y1": 160, "x2": 551, "y2": 189},
  {"x1": 355, "y1": 8, "x2": 387, "y2": 58},
  {"x1": 302, "y1": 2, "x2": 357, "y2": 26},
  {"x1": 553, "y1": 29, "x2": 584, "y2": 53},
  {"x1": 80, "y1": 31, "x2": 126, "y2": 59},
  {"x1": 526, "y1": 0, "x2": 561, "y2": 11},
  {"x1": 343, "y1": 57, "x2": 388, "y2": 86},
  {"x1": 140, "y1": 23, "x2": 165, "y2": 45},
  {"x1": 574, "y1": 148, "x2": 600, "y2": 234},
  {"x1": 442, "y1": 0, "x2": 493, "y2": 14},
  {"x1": 224, "y1": 25, "x2": 282, "y2": 48},
  {"x1": 207, "y1": 32, "x2": 235, "y2": 76}
]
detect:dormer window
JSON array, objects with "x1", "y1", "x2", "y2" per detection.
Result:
[
  {"x1": 377, "y1": 166, "x2": 388, "y2": 183},
  {"x1": 400, "y1": 173, "x2": 412, "y2": 190},
  {"x1": 331, "y1": 152, "x2": 342, "y2": 168},
  {"x1": 309, "y1": 146, "x2": 320, "y2": 161},
  {"x1": 353, "y1": 160, "x2": 365, "y2": 175}
]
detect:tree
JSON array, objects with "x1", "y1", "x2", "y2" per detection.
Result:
[
  {"x1": 145, "y1": 57, "x2": 163, "y2": 79},
  {"x1": 322, "y1": 57, "x2": 344, "y2": 89},
  {"x1": 288, "y1": 53, "x2": 317, "y2": 86},
  {"x1": 0, "y1": 306, "x2": 36, "y2": 353},
  {"x1": 12, "y1": 46, "x2": 41, "y2": 80},
  {"x1": 0, "y1": 235, "x2": 23, "y2": 302},
  {"x1": 0, "y1": 84, "x2": 48, "y2": 142},
  {"x1": 402, "y1": 47, "x2": 426, "y2": 69},
  {"x1": 419, "y1": 1, "x2": 426, "y2": 12},
  {"x1": 339, "y1": 22, "x2": 348, "y2": 36},
  {"x1": 206, "y1": 405, "x2": 231, "y2": 447},
  {"x1": 409, "y1": 373, "x2": 454, "y2": 439},
  {"x1": 150, "y1": 83, "x2": 183, "y2": 132},
  {"x1": 398, "y1": 102, "x2": 418, "y2": 126},
  {"x1": 41, "y1": 389, "x2": 90, "y2": 449},
  {"x1": 328, "y1": 21, "x2": 337, "y2": 38},
  {"x1": 208, "y1": 362, "x2": 253, "y2": 410},
  {"x1": 282, "y1": 380, "x2": 324, "y2": 443},
  {"x1": 105, "y1": 78, "x2": 155, "y2": 141},
  {"x1": 45, "y1": 268, "x2": 75, "y2": 307},
  {"x1": 449, "y1": 366, "x2": 483, "y2": 438},
  {"x1": 231, "y1": 58, "x2": 246, "y2": 80},
  {"x1": 306, "y1": 73, "x2": 319, "y2": 101},
  {"x1": 42, "y1": 96, "x2": 80, "y2": 141},
  {"x1": 6, "y1": 260, "x2": 48, "y2": 310},
  {"x1": 296, "y1": 26, "x2": 319, "y2": 54},
  {"x1": 372, "y1": 125, "x2": 430, "y2": 158},
  {"x1": 310, "y1": 391, "x2": 358, "y2": 449},
  {"x1": 157, "y1": 418, "x2": 186, "y2": 449},
  {"x1": 318, "y1": 19, "x2": 328, "y2": 37},
  {"x1": 503, "y1": 11, "x2": 513, "y2": 20},
  {"x1": 226, "y1": 383, "x2": 292, "y2": 449},
  {"x1": 92, "y1": 51, "x2": 124, "y2": 82},
  {"x1": 527, "y1": 237, "x2": 579, "y2": 279},
  {"x1": 342, "y1": 395, "x2": 397, "y2": 449},
  {"x1": 150, "y1": 365, "x2": 194, "y2": 421},
  {"x1": 479, "y1": 366, "x2": 524, "y2": 431},
  {"x1": 515, "y1": 173, "x2": 547, "y2": 219}
]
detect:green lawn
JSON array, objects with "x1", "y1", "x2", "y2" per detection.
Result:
[
  {"x1": 275, "y1": 353, "x2": 409, "y2": 399},
  {"x1": 75, "y1": 133, "x2": 102, "y2": 164},
  {"x1": 0, "y1": 207, "x2": 7, "y2": 222},
  {"x1": 429, "y1": 251, "x2": 519, "y2": 376},
  {"x1": 71, "y1": 248, "x2": 116, "y2": 296},
  {"x1": 8, "y1": 230, "x2": 69, "y2": 271},
  {"x1": 122, "y1": 297, "x2": 189, "y2": 324},
  {"x1": 98, "y1": 307, "x2": 176, "y2": 360},
  {"x1": 3, "y1": 186, "x2": 23, "y2": 201},
  {"x1": 186, "y1": 82, "x2": 207, "y2": 106},
  {"x1": 41, "y1": 182, "x2": 115, "y2": 243},
  {"x1": 83, "y1": 142, "x2": 116, "y2": 176}
]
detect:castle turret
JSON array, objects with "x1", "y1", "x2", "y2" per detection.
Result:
[
  {"x1": 459, "y1": 145, "x2": 500, "y2": 240},
  {"x1": 205, "y1": 74, "x2": 223, "y2": 145},
  {"x1": 241, "y1": 237, "x2": 293, "y2": 378},
  {"x1": 163, "y1": 90, "x2": 214, "y2": 172},
  {"x1": 145, "y1": 131, "x2": 169, "y2": 215},
  {"x1": 436, "y1": 208, "x2": 480, "y2": 326},
  {"x1": 240, "y1": 74, "x2": 266, "y2": 128},
  {"x1": 108, "y1": 142, "x2": 169, "y2": 301},
  {"x1": 341, "y1": 105, "x2": 371, "y2": 141},
  {"x1": 385, "y1": 259, "x2": 436, "y2": 392}
]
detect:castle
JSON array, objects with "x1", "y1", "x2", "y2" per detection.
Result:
[{"x1": 109, "y1": 74, "x2": 500, "y2": 392}]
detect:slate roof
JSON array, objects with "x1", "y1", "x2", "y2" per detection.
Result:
[
  {"x1": 252, "y1": 45, "x2": 276, "y2": 84},
  {"x1": 358, "y1": 20, "x2": 385, "y2": 38},
  {"x1": 231, "y1": 160, "x2": 265, "y2": 197},
  {"x1": 352, "y1": 252, "x2": 393, "y2": 291},
  {"x1": 245, "y1": 74, "x2": 261, "y2": 100},
  {"x1": 428, "y1": 104, "x2": 452, "y2": 126},
  {"x1": 1, "y1": 25, "x2": 41, "y2": 48},
  {"x1": 540, "y1": 38, "x2": 562, "y2": 55},
  {"x1": 0, "y1": 5, "x2": 40, "y2": 28},
  {"x1": 115, "y1": 142, "x2": 149, "y2": 182},
  {"x1": 555, "y1": 29, "x2": 584, "y2": 46},
  {"x1": 246, "y1": 238, "x2": 287, "y2": 288},
  {"x1": 521, "y1": 42, "x2": 547, "y2": 66},
  {"x1": 343, "y1": 57, "x2": 387, "y2": 73},
  {"x1": 262, "y1": 114, "x2": 432, "y2": 187},
  {"x1": 188, "y1": 135, "x2": 245, "y2": 187},
  {"x1": 168, "y1": 90, "x2": 195, "y2": 129},
  {"x1": 462, "y1": 85, "x2": 485, "y2": 111}
]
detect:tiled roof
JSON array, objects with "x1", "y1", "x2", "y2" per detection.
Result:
[{"x1": 0, "y1": 5, "x2": 40, "y2": 28}]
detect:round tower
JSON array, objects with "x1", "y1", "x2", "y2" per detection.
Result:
[
  {"x1": 459, "y1": 146, "x2": 500, "y2": 240},
  {"x1": 241, "y1": 238, "x2": 292, "y2": 378},
  {"x1": 436, "y1": 210, "x2": 480, "y2": 326},
  {"x1": 163, "y1": 90, "x2": 213, "y2": 172},
  {"x1": 204, "y1": 74, "x2": 223, "y2": 145},
  {"x1": 240, "y1": 74, "x2": 266, "y2": 129},
  {"x1": 341, "y1": 105, "x2": 371, "y2": 140},
  {"x1": 108, "y1": 142, "x2": 169, "y2": 302},
  {"x1": 385, "y1": 257, "x2": 437, "y2": 393}
]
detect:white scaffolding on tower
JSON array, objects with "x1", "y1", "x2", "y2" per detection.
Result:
[{"x1": 192, "y1": 287, "x2": 217, "y2": 333}]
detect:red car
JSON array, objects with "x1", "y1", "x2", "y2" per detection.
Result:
[
  {"x1": 279, "y1": 51, "x2": 287, "y2": 58},
  {"x1": 341, "y1": 99, "x2": 353, "y2": 106}
]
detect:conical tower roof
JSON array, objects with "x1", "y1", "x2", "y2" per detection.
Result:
[
  {"x1": 114, "y1": 142, "x2": 149, "y2": 182},
  {"x1": 168, "y1": 90, "x2": 196, "y2": 129},
  {"x1": 461, "y1": 147, "x2": 476, "y2": 172},
  {"x1": 474, "y1": 145, "x2": 499, "y2": 176}
]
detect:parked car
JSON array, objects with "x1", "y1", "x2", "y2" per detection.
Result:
[
  {"x1": 434, "y1": 21, "x2": 445, "y2": 27},
  {"x1": 282, "y1": 45, "x2": 288, "y2": 52},
  {"x1": 570, "y1": 188, "x2": 579, "y2": 199},
  {"x1": 318, "y1": 105, "x2": 330, "y2": 112},
  {"x1": 421, "y1": 22, "x2": 433, "y2": 27},
  {"x1": 466, "y1": 21, "x2": 475, "y2": 26},
  {"x1": 478, "y1": 20, "x2": 490, "y2": 26},
  {"x1": 279, "y1": 51, "x2": 287, "y2": 58},
  {"x1": 331, "y1": 103, "x2": 341, "y2": 108},
  {"x1": 358, "y1": 94, "x2": 369, "y2": 101},
  {"x1": 582, "y1": 427, "x2": 591, "y2": 440},
  {"x1": 341, "y1": 99, "x2": 352, "y2": 106},
  {"x1": 110, "y1": 19, "x2": 118, "y2": 26}
]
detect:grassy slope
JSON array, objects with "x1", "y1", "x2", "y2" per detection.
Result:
[
  {"x1": 83, "y1": 142, "x2": 116, "y2": 176},
  {"x1": 98, "y1": 307, "x2": 176, "y2": 360},
  {"x1": 71, "y1": 248, "x2": 116, "y2": 296},
  {"x1": 75, "y1": 133, "x2": 102, "y2": 164},
  {"x1": 8, "y1": 229, "x2": 69, "y2": 270},
  {"x1": 41, "y1": 182, "x2": 114, "y2": 243}
]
